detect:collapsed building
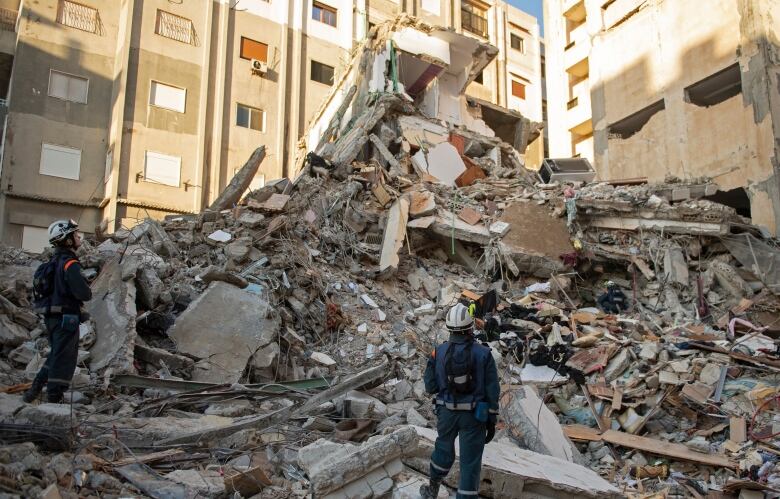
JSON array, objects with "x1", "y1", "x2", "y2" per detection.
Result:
[{"x1": 0, "y1": 15, "x2": 779, "y2": 499}]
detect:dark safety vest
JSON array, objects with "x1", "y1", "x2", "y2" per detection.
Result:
[
  {"x1": 49, "y1": 251, "x2": 83, "y2": 315},
  {"x1": 433, "y1": 339, "x2": 492, "y2": 410}
]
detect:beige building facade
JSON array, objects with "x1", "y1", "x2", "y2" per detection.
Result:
[
  {"x1": 545, "y1": 0, "x2": 780, "y2": 235},
  {"x1": 0, "y1": 0, "x2": 544, "y2": 251}
]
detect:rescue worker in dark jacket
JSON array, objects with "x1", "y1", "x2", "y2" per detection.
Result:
[
  {"x1": 23, "y1": 220, "x2": 92, "y2": 403},
  {"x1": 420, "y1": 303, "x2": 500, "y2": 499},
  {"x1": 597, "y1": 280, "x2": 628, "y2": 314}
]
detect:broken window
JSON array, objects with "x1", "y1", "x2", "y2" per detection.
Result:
[
  {"x1": 155, "y1": 10, "x2": 194, "y2": 45},
  {"x1": 461, "y1": 1, "x2": 488, "y2": 38},
  {"x1": 511, "y1": 80, "x2": 526, "y2": 99},
  {"x1": 608, "y1": 99, "x2": 665, "y2": 139},
  {"x1": 510, "y1": 34, "x2": 524, "y2": 53},
  {"x1": 240, "y1": 37, "x2": 268, "y2": 62},
  {"x1": 57, "y1": 0, "x2": 99, "y2": 34},
  {"x1": 705, "y1": 187, "x2": 751, "y2": 218},
  {"x1": 236, "y1": 104, "x2": 265, "y2": 132},
  {"x1": 685, "y1": 63, "x2": 742, "y2": 107},
  {"x1": 312, "y1": 2, "x2": 337, "y2": 28},
  {"x1": 311, "y1": 60, "x2": 334, "y2": 86}
]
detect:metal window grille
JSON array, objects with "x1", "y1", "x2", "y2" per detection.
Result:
[
  {"x1": 155, "y1": 10, "x2": 193, "y2": 45},
  {"x1": 0, "y1": 8, "x2": 17, "y2": 32},
  {"x1": 57, "y1": 0, "x2": 98, "y2": 34}
]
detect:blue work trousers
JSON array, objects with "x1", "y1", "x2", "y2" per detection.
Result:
[{"x1": 429, "y1": 406, "x2": 486, "y2": 498}]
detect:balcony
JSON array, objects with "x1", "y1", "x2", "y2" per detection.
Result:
[
  {"x1": 566, "y1": 92, "x2": 591, "y2": 132},
  {"x1": 563, "y1": 0, "x2": 586, "y2": 22},
  {"x1": 564, "y1": 42, "x2": 589, "y2": 77},
  {"x1": 462, "y1": 9, "x2": 488, "y2": 38}
]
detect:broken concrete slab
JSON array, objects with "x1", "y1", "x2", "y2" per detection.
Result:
[
  {"x1": 302, "y1": 426, "x2": 417, "y2": 497},
  {"x1": 117, "y1": 463, "x2": 199, "y2": 499},
  {"x1": 379, "y1": 196, "x2": 410, "y2": 276},
  {"x1": 501, "y1": 386, "x2": 584, "y2": 464},
  {"x1": 86, "y1": 257, "x2": 137, "y2": 373},
  {"x1": 663, "y1": 246, "x2": 689, "y2": 286},
  {"x1": 408, "y1": 190, "x2": 436, "y2": 218},
  {"x1": 369, "y1": 133, "x2": 402, "y2": 173},
  {"x1": 425, "y1": 142, "x2": 466, "y2": 187},
  {"x1": 407, "y1": 426, "x2": 622, "y2": 498},
  {"x1": 169, "y1": 281, "x2": 279, "y2": 384},
  {"x1": 0, "y1": 314, "x2": 30, "y2": 347}
]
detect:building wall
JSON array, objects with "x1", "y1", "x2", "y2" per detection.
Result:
[
  {"x1": 0, "y1": 0, "x2": 544, "y2": 249},
  {"x1": 545, "y1": 0, "x2": 780, "y2": 235}
]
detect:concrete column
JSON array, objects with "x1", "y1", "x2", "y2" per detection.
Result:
[
  {"x1": 192, "y1": 1, "x2": 216, "y2": 212},
  {"x1": 275, "y1": 4, "x2": 291, "y2": 178},
  {"x1": 203, "y1": 0, "x2": 229, "y2": 207},
  {"x1": 103, "y1": 0, "x2": 136, "y2": 232},
  {"x1": 285, "y1": 0, "x2": 304, "y2": 178}
]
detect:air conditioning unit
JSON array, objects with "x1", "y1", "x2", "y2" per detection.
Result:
[{"x1": 251, "y1": 59, "x2": 267, "y2": 74}]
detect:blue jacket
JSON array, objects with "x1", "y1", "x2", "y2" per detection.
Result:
[
  {"x1": 424, "y1": 333, "x2": 500, "y2": 419},
  {"x1": 50, "y1": 249, "x2": 92, "y2": 315}
]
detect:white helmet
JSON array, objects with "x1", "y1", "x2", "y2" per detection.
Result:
[
  {"x1": 446, "y1": 303, "x2": 474, "y2": 333},
  {"x1": 48, "y1": 219, "x2": 79, "y2": 245}
]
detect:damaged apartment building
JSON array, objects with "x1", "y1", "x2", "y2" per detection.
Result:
[
  {"x1": 0, "y1": 0, "x2": 544, "y2": 252},
  {"x1": 545, "y1": 0, "x2": 780, "y2": 236}
]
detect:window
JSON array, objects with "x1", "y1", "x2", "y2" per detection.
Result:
[
  {"x1": 40, "y1": 143, "x2": 81, "y2": 180},
  {"x1": 144, "y1": 151, "x2": 181, "y2": 187},
  {"x1": 150, "y1": 81, "x2": 186, "y2": 113},
  {"x1": 685, "y1": 63, "x2": 742, "y2": 107},
  {"x1": 0, "y1": 8, "x2": 18, "y2": 32},
  {"x1": 155, "y1": 10, "x2": 194, "y2": 44},
  {"x1": 48, "y1": 70, "x2": 88, "y2": 103},
  {"x1": 511, "y1": 80, "x2": 526, "y2": 99},
  {"x1": 510, "y1": 34, "x2": 525, "y2": 53},
  {"x1": 57, "y1": 0, "x2": 98, "y2": 34},
  {"x1": 22, "y1": 226, "x2": 50, "y2": 253},
  {"x1": 236, "y1": 104, "x2": 265, "y2": 131},
  {"x1": 240, "y1": 37, "x2": 268, "y2": 62},
  {"x1": 311, "y1": 60, "x2": 334, "y2": 85},
  {"x1": 461, "y1": 1, "x2": 488, "y2": 38},
  {"x1": 312, "y1": 2, "x2": 337, "y2": 28},
  {"x1": 474, "y1": 71, "x2": 484, "y2": 85}
]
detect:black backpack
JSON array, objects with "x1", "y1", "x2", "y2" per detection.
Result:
[
  {"x1": 444, "y1": 341, "x2": 475, "y2": 395},
  {"x1": 32, "y1": 257, "x2": 58, "y2": 312}
]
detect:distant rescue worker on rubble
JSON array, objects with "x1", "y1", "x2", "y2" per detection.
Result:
[
  {"x1": 597, "y1": 280, "x2": 628, "y2": 314},
  {"x1": 420, "y1": 303, "x2": 500, "y2": 498},
  {"x1": 23, "y1": 220, "x2": 92, "y2": 403}
]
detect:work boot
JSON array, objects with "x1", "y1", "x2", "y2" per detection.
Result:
[
  {"x1": 46, "y1": 388, "x2": 65, "y2": 404},
  {"x1": 419, "y1": 481, "x2": 440, "y2": 499},
  {"x1": 22, "y1": 379, "x2": 44, "y2": 403}
]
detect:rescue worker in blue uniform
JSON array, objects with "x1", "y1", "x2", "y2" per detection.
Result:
[
  {"x1": 597, "y1": 280, "x2": 628, "y2": 314},
  {"x1": 23, "y1": 220, "x2": 92, "y2": 404},
  {"x1": 420, "y1": 303, "x2": 500, "y2": 498}
]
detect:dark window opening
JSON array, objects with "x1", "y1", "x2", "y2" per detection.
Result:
[
  {"x1": 705, "y1": 187, "x2": 751, "y2": 218},
  {"x1": 685, "y1": 63, "x2": 742, "y2": 107},
  {"x1": 474, "y1": 71, "x2": 483, "y2": 85},
  {"x1": 608, "y1": 99, "x2": 665, "y2": 139},
  {"x1": 311, "y1": 60, "x2": 334, "y2": 85},
  {"x1": 510, "y1": 34, "x2": 524, "y2": 52},
  {"x1": 312, "y1": 1, "x2": 337, "y2": 28}
]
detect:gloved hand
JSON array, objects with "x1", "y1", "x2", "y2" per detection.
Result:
[{"x1": 485, "y1": 421, "x2": 496, "y2": 443}]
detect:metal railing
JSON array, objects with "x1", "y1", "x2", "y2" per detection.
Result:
[
  {"x1": 0, "y1": 8, "x2": 17, "y2": 32},
  {"x1": 461, "y1": 10, "x2": 488, "y2": 38}
]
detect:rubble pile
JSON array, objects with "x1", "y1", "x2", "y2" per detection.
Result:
[{"x1": 1, "y1": 14, "x2": 780, "y2": 499}]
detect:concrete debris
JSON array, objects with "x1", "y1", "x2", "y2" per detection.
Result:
[{"x1": 0, "y1": 14, "x2": 777, "y2": 499}]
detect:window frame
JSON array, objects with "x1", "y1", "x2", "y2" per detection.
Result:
[
  {"x1": 149, "y1": 80, "x2": 187, "y2": 114},
  {"x1": 511, "y1": 80, "x2": 526, "y2": 99},
  {"x1": 236, "y1": 103, "x2": 266, "y2": 132},
  {"x1": 310, "y1": 60, "x2": 335, "y2": 86},
  {"x1": 510, "y1": 33, "x2": 525, "y2": 53},
  {"x1": 312, "y1": 1, "x2": 337, "y2": 28},
  {"x1": 239, "y1": 36, "x2": 269, "y2": 62},
  {"x1": 144, "y1": 150, "x2": 182, "y2": 188},
  {"x1": 47, "y1": 69, "x2": 89, "y2": 104},
  {"x1": 40, "y1": 142, "x2": 81, "y2": 181},
  {"x1": 461, "y1": 1, "x2": 488, "y2": 38}
]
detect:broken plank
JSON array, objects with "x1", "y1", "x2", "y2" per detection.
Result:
[
  {"x1": 297, "y1": 361, "x2": 388, "y2": 415},
  {"x1": 378, "y1": 197, "x2": 410, "y2": 275},
  {"x1": 112, "y1": 374, "x2": 332, "y2": 393},
  {"x1": 209, "y1": 146, "x2": 266, "y2": 211},
  {"x1": 631, "y1": 256, "x2": 655, "y2": 279},
  {"x1": 563, "y1": 425, "x2": 603, "y2": 442},
  {"x1": 111, "y1": 449, "x2": 185, "y2": 467},
  {"x1": 730, "y1": 417, "x2": 747, "y2": 443},
  {"x1": 116, "y1": 463, "x2": 198, "y2": 499},
  {"x1": 601, "y1": 430, "x2": 736, "y2": 468}
]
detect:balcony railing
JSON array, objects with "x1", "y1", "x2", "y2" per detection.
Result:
[
  {"x1": 462, "y1": 10, "x2": 488, "y2": 38},
  {"x1": 0, "y1": 8, "x2": 17, "y2": 32},
  {"x1": 567, "y1": 97, "x2": 578, "y2": 110}
]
